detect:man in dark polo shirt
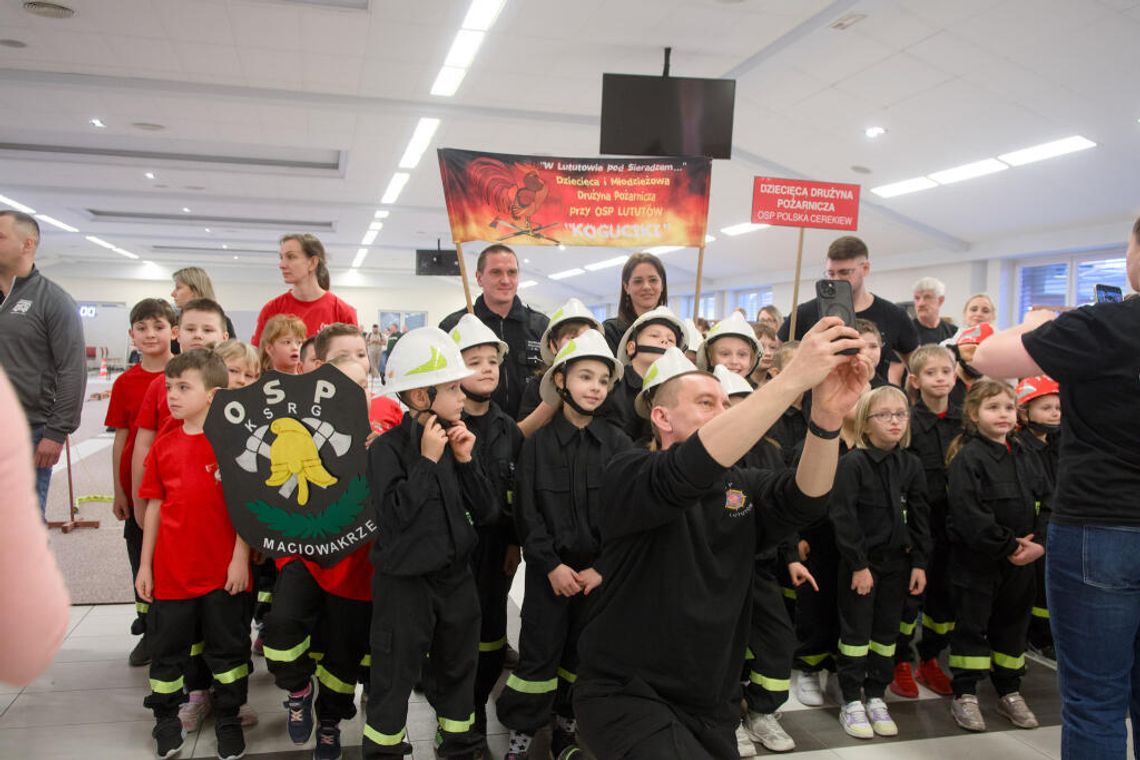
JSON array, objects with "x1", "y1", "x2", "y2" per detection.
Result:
[
  {"x1": 573, "y1": 319, "x2": 871, "y2": 758},
  {"x1": 439, "y1": 244, "x2": 548, "y2": 419},
  {"x1": 778, "y1": 236, "x2": 919, "y2": 386},
  {"x1": 912, "y1": 276, "x2": 957, "y2": 345},
  {"x1": 972, "y1": 216, "x2": 1140, "y2": 760}
]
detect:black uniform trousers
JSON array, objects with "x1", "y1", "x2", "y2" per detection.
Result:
[
  {"x1": 743, "y1": 570, "x2": 795, "y2": 715},
  {"x1": 125, "y1": 518, "x2": 148, "y2": 629},
  {"x1": 793, "y1": 532, "x2": 839, "y2": 674},
  {"x1": 1027, "y1": 558, "x2": 1053, "y2": 650},
  {"x1": 363, "y1": 566, "x2": 482, "y2": 758},
  {"x1": 895, "y1": 542, "x2": 955, "y2": 664},
  {"x1": 948, "y1": 562, "x2": 1035, "y2": 697},
  {"x1": 574, "y1": 676, "x2": 738, "y2": 760},
  {"x1": 835, "y1": 553, "x2": 910, "y2": 703},
  {"x1": 262, "y1": 560, "x2": 371, "y2": 723},
  {"x1": 496, "y1": 560, "x2": 588, "y2": 734},
  {"x1": 252, "y1": 559, "x2": 277, "y2": 623},
  {"x1": 144, "y1": 590, "x2": 250, "y2": 721},
  {"x1": 470, "y1": 522, "x2": 514, "y2": 732}
]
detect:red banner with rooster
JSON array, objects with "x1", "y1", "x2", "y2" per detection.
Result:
[{"x1": 437, "y1": 148, "x2": 712, "y2": 248}]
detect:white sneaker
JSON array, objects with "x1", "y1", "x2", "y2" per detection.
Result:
[
  {"x1": 839, "y1": 701, "x2": 874, "y2": 739},
  {"x1": 743, "y1": 711, "x2": 795, "y2": 752},
  {"x1": 794, "y1": 671, "x2": 824, "y2": 707},
  {"x1": 734, "y1": 722, "x2": 757, "y2": 757},
  {"x1": 865, "y1": 698, "x2": 898, "y2": 736}
]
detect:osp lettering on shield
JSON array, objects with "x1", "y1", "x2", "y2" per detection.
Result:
[{"x1": 222, "y1": 378, "x2": 338, "y2": 432}]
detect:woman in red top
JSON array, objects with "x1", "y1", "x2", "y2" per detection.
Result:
[{"x1": 251, "y1": 234, "x2": 358, "y2": 345}]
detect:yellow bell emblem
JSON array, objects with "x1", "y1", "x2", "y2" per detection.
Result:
[{"x1": 264, "y1": 418, "x2": 338, "y2": 506}]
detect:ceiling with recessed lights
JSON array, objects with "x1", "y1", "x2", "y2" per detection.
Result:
[{"x1": 0, "y1": 0, "x2": 1138, "y2": 306}]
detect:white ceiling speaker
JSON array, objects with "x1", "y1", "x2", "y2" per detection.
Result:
[{"x1": 23, "y1": 2, "x2": 75, "y2": 19}]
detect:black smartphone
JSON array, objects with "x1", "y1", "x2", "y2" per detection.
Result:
[
  {"x1": 816, "y1": 279, "x2": 860, "y2": 355},
  {"x1": 1094, "y1": 283, "x2": 1123, "y2": 304}
]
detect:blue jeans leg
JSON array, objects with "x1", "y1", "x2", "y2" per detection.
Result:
[
  {"x1": 1048, "y1": 523, "x2": 1140, "y2": 760},
  {"x1": 29, "y1": 424, "x2": 51, "y2": 520}
]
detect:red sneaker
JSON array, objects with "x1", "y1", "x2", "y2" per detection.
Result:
[
  {"x1": 916, "y1": 657, "x2": 954, "y2": 696},
  {"x1": 889, "y1": 662, "x2": 919, "y2": 698}
]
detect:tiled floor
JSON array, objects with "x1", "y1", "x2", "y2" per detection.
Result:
[{"x1": 0, "y1": 603, "x2": 1095, "y2": 760}]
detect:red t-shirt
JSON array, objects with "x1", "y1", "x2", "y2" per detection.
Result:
[
  {"x1": 251, "y1": 291, "x2": 358, "y2": 345},
  {"x1": 104, "y1": 364, "x2": 164, "y2": 496},
  {"x1": 369, "y1": 396, "x2": 403, "y2": 435},
  {"x1": 136, "y1": 374, "x2": 171, "y2": 433},
  {"x1": 138, "y1": 426, "x2": 248, "y2": 600}
]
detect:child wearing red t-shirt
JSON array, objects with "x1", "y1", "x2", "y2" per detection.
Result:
[
  {"x1": 259, "y1": 314, "x2": 308, "y2": 375},
  {"x1": 106, "y1": 298, "x2": 175, "y2": 664},
  {"x1": 136, "y1": 349, "x2": 251, "y2": 760},
  {"x1": 262, "y1": 323, "x2": 376, "y2": 758}
]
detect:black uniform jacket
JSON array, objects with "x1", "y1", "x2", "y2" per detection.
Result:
[
  {"x1": 830, "y1": 446, "x2": 932, "y2": 571},
  {"x1": 465, "y1": 403, "x2": 524, "y2": 541},
  {"x1": 576, "y1": 431, "x2": 829, "y2": 716},
  {"x1": 440, "y1": 296, "x2": 549, "y2": 419},
  {"x1": 367, "y1": 414, "x2": 498, "y2": 576},
  {"x1": 515, "y1": 414, "x2": 633, "y2": 574},
  {"x1": 947, "y1": 434, "x2": 1051, "y2": 585},
  {"x1": 906, "y1": 399, "x2": 962, "y2": 546}
]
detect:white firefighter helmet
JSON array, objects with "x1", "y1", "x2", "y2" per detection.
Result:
[
  {"x1": 696, "y1": 311, "x2": 762, "y2": 374},
  {"x1": 540, "y1": 298, "x2": 602, "y2": 364},
  {"x1": 635, "y1": 346, "x2": 710, "y2": 419},
  {"x1": 539, "y1": 329, "x2": 623, "y2": 407},
  {"x1": 383, "y1": 326, "x2": 474, "y2": 394},
  {"x1": 713, "y1": 363, "x2": 754, "y2": 397},
  {"x1": 617, "y1": 306, "x2": 688, "y2": 366},
  {"x1": 449, "y1": 313, "x2": 508, "y2": 361}
]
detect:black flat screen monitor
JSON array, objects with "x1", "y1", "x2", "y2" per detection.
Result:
[
  {"x1": 600, "y1": 73, "x2": 735, "y2": 159},
  {"x1": 415, "y1": 249, "x2": 460, "y2": 276}
]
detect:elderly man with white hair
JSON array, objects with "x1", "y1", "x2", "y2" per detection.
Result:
[{"x1": 912, "y1": 277, "x2": 956, "y2": 345}]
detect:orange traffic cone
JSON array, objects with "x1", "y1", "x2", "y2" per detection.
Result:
[{"x1": 99, "y1": 358, "x2": 108, "y2": 379}]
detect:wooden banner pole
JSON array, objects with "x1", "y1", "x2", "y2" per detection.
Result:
[
  {"x1": 788, "y1": 227, "x2": 806, "y2": 338},
  {"x1": 693, "y1": 245, "x2": 706, "y2": 318},
  {"x1": 454, "y1": 241, "x2": 474, "y2": 313}
]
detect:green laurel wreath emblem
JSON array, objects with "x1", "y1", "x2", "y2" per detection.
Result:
[{"x1": 245, "y1": 474, "x2": 368, "y2": 540}]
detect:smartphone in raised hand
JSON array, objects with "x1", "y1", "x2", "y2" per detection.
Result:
[{"x1": 816, "y1": 279, "x2": 859, "y2": 356}]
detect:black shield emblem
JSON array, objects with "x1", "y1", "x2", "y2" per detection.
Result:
[{"x1": 204, "y1": 364, "x2": 375, "y2": 567}]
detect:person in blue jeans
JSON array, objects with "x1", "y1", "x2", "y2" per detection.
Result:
[{"x1": 974, "y1": 215, "x2": 1140, "y2": 759}]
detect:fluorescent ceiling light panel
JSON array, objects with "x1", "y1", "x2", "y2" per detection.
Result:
[
  {"x1": 444, "y1": 29, "x2": 484, "y2": 68},
  {"x1": 584, "y1": 256, "x2": 629, "y2": 271},
  {"x1": 352, "y1": 247, "x2": 369, "y2": 268},
  {"x1": 85, "y1": 235, "x2": 115, "y2": 249},
  {"x1": 518, "y1": 279, "x2": 537, "y2": 289},
  {"x1": 646, "y1": 246, "x2": 682, "y2": 255},
  {"x1": 360, "y1": 229, "x2": 379, "y2": 246},
  {"x1": 998, "y1": 135, "x2": 1097, "y2": 166},
  {"x1": 368, "y1": 221, "x2": 384, "y2": 231},
  {"x1": 373, "y1": 209, "x2": 390, "y2": 219},
  {"x1": 112, "y1": 246, "x2": 139, "y2": 260},
  {"x1": 431, "y1": 66, "x2": 467, "y2": 97},
  {"x1": 398, "y1": 117, "x2": 441, "y2": 169},
  {"x1": 462, "y1": 0, "x2": 506, "y2": 31},
  {"x1": 928, "y1": 158, "x2": 1009, "y2": 185},
  {"x1": 380, "y1": 172, "x2": 411, "y2": 204},
  {"x1": 0, "y1": 194, "x2": 36, "y2": 214},
  {"x1": 35, "y1": 214, "x2": 78, "y2": 232},
  {"x1": 705, "y1": 234, "x2": 716, "y2": 244},
  {"x1": 548, "y1": 268, "x2": 585, "y2": 280},
  {"x1": 720, "y1": 222, "x2": 771, "y2": 236},
  {"x1": 870, "y1": 176, "x2": 938, "y2": 198},
  {"x1": 89, "y1": 118, "x2": 106, "y2": 128}
]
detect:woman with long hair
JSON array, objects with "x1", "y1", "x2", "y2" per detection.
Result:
[
  {"x1": 171, "y1": 266, "x2": 235, "y2": 340},
  {"x1": 251, "y1": 233, "x2": 357, "y2": 345},
  {"x1": 601, "y1": 252, "x2": 668, "y2": 353}
]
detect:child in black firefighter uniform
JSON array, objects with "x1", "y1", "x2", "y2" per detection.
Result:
[
  {"x1": 611, "y1": 306, "x2": 687, "y2": 444},
  {"x1": 497, "y1": 330, "x2": 632, "y2": 760},
  {"x1": 891, "y1": 344, "x2": 961, "y2": 699},
  {"x1": 830, "y1": 385, "x2": 931, "y2": 740},
  {"x1": 449, "y1": 314, "x2": 526, "y2": 738},
  {"x1": 1013, "y1": 374, "x2": 1061, "y2": 660},
  {"x1": 364, "y1": 327, "x2": 497, "y2": 759},
  {"x1": 946, "y1": 380, "x2": 1050, "y2": 733}
]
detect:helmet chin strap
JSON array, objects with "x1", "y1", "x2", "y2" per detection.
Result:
[
  {"x1": 1028, "y1": 420, "x2": 1061, "y2": 436},
  {"x1": 554, "y1": 365, "x2": 597, "y2": 417},
  {"x1": 400, "y1": 387, "x2": 455, "y2": 429},
  {"x1": 462, "y1": 387, "x2": 492, "y2": 403},
  {"x1": 630, "y1": 344, "x2": 667, "y2": 360}
]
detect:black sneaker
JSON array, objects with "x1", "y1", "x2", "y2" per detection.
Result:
[
  {"x1": 551, "y1": 726, "x2": 577, "y2": 759},
  {"x1": 131, "y1": 616, "x2": 147, "y2": 636},
  {"x1": 313, "y1": 721, "x2": 341, "y2": 760},
  {"x1": 215, "y1": 717, "x2": 246, "y2": 760},
  {"x1": 130, "y1": 635, "x2": 152, "y2": 667},
  {"x1": 284, "y1": 681, "x2": 315, "y2": 744},
  {"x1": 153, "y1": 718, "x2": 185, "y2": 759}
]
